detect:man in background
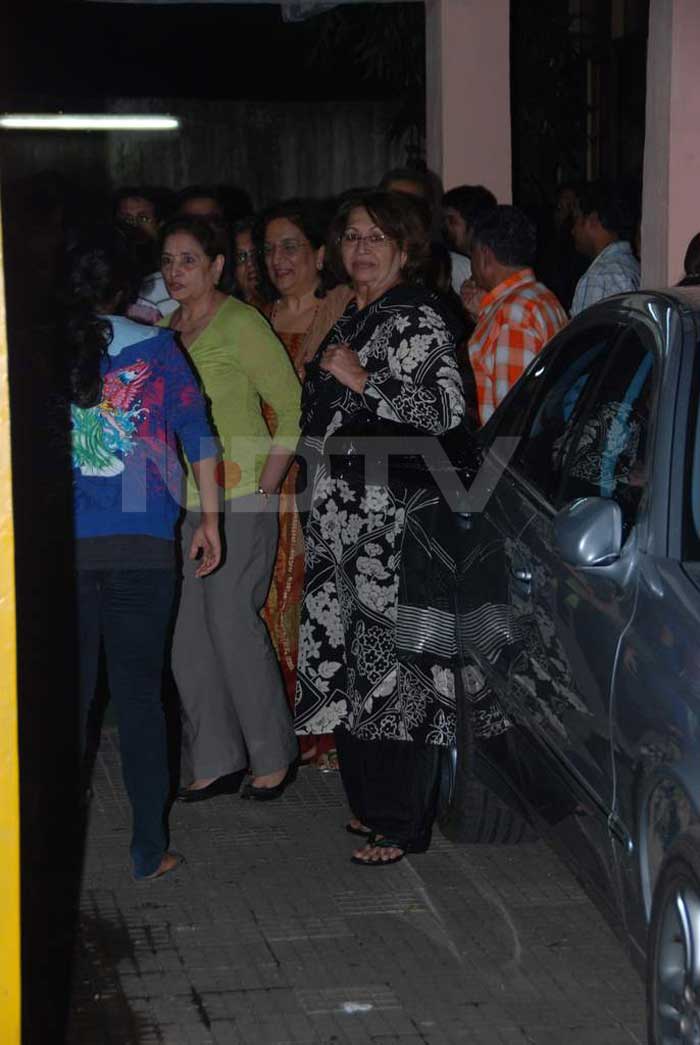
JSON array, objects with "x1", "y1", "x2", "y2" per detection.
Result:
[
  {"x1": 468, "y1": 205, "x2": 567, "y2": 424},
  {"x1": 380, "y1": 166, "x2": 471, "y2": 295},
  {"x1": 443, "y1": 184, "x2": 497, "y2": 259},
  {"x1": 570, "y1": 182, "x2": 640, "y2": 316}
]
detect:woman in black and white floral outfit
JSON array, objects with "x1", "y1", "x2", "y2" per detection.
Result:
[{"x1": 294, "y1": 190, "x2": 470, "y2": 866}]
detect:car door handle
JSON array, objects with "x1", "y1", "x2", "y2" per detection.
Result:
[{"x1": 511, "y1": 566, "x2": 533, "y2": 584}]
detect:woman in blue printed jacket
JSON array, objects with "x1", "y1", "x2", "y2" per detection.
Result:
[{"x1": 66, "y1": 233, "x2": 221, "y2": 880}]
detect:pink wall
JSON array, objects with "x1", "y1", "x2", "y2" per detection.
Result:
[
  {"x1": 425, "y1": 0, "x2": 512, "y2": 202},
  {"x1": 642, "y1": 0, "x2": 700, "y2": 286}
]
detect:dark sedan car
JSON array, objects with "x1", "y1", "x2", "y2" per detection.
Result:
[{"x1": 442, "y1": 288, "x2": 700, "y2": 1045}]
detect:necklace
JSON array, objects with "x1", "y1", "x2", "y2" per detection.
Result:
[
  {"x1": 271, "y1": 295, "x2": 321, "y2": 376},
  {"x1": 271, "y1": 288, "x2": 319, "y2": 331}
]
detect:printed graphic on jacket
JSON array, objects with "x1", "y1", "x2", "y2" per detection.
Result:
[{"x1": 71, "y1": 360, "x2": 151, "y2": 478}]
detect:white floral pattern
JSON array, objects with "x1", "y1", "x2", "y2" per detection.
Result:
[{"x1": 294, "y1": 286, "x2": 465, "y2": 747}]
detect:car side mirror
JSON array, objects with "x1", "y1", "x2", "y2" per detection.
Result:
[{"x1": 554, "y1": 497, "x2": 623, "y2": 568}]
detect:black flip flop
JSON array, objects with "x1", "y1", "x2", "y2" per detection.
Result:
[{"x1": 350, "y1": 837, "x2": 406, "y2": 867}]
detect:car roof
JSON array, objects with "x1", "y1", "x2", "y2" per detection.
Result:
[
  {"x1": 559, "y1": 289, "x2": 700, "y2": 342},
  {"x1": 603, "y1": 286, "x2": 700, "y2": 319}
]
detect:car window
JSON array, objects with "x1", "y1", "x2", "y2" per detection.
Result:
[
  {"x1": 556, "y1": 327, "x2": 656, "y2": 539},
  {"x1": 507, "y1": 325, "x2": 617, "y2": 501},
  {"x1": 683, "y1": 340, "x2": 700, "y2": 561}
]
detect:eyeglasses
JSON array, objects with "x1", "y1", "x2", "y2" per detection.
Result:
[
  {"x1": 235, "y1": 249, "x2": 258, "y2": 265},
  {"x1": 262, "y1": 239, "x2": 304, "y2": 258},
  {"x1": 339, "y1": 230, "x2": 391, "y2": 248},
  {"x1": 119, "y1": 214, "x2": 156, "y2": 227}
]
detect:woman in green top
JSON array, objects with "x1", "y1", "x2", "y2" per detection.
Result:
[{"x1": 160, "y1": 215, "x2": 301, "y2": 802}]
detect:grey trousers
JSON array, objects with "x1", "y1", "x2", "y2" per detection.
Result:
[{"x1": 173, "y1": 495, "x2": 298, "y2": 781}]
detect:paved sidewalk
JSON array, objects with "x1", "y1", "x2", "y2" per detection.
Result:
[{"x1": 66, "y1": 730, "x2": 645, "y2": 1044}]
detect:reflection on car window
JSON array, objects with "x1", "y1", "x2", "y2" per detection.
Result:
[
  {"x1": 510, "y1": 326, "x2": 616, "y2": 501},
  {"x1": 557, "y1": 328, "x2": 655, "y2": 539}
]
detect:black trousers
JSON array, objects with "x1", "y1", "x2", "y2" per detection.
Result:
[
  {"x1": 334, "y1": 728, "x2": 442, "y2": 852},
  {"x1": 77, "y1": 568, "x2": 176, "y2": 878}
]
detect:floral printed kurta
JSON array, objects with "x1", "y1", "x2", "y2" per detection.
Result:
[{"x1": 294, "y1": 284, "x2": 466, "y2": 747}]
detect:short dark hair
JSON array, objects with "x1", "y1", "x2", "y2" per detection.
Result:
[
  {"x1": 159, "y1": 214, "x2": 233, "y2": 292},
  {"x1": 326, "y1": 189, "x2": 431, "y2": 285},
  {"x1": 113, "y1": 185, "x2": 163, "y2": 221},
  {"x1": 379, "y1": 167, "x2": 441, "y2": 216},
  {"x1": 177, "y1": 185, "x2": 253, "y2": 224},
  {"x1": 471, "y1": 205, "x2": 536, "y2": 268},
  {"x1": 257, "y1": 197, "x2": 332, "y2": 251},
  {"x1": 160, "y1": 214, "x2": 228, "y2": 260},
  {"x1": 232, "y1": 216, "x2": 256, "y2": 239},
  {"x1": 577, "y1": 181, "x2": 636, "y2": 238},
  {"x1": 176, "y1": 185, "x2": 226, "y2": 216},
  {"x1": 380, "y1": 165, "x2": 430, "y2": 190},
  {"x1": 214, "y1": 185, "x2": 254, "y2": 223},
  {"x1": 684, "y1": 232, "x2": 700, "y2": 277},
  {"x1": 254, "y1": 197, "x2": 336, "y2": 301},
  {"x1": 442, "y1": 184, "x2": 497, "y2": 227}
]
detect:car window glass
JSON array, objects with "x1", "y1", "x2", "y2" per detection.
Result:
[
  {"x1": 556, "y1": 327, "x2": 655, "y2": 539},
  {"x1": 683, "y1": 339, "x2": 700, "y2": 561},
  {"x1": 509, "y1": 326, "x2": 617, "y2": 501}
]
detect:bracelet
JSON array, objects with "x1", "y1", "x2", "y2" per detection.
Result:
[{"x1": 256, "y1": 486, "x2": 270, "y2": 499}]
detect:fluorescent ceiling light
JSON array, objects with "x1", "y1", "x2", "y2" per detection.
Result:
[{"x1": 0, "y1": 114, "x2": 179, "y2": 132}]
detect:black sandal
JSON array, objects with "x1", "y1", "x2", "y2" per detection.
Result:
[{"x1": 350, "y1": 836, "x2": 406, "y2": 867}]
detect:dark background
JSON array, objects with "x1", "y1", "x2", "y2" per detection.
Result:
[
  {"x1": 2, "y1": 2, "x2": 397, "y2": 103},
  {"x1": 1, "y1": 0, "x2": 650, "y2": 207}
]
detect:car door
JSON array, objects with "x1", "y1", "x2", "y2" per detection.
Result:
[
  {"x1": 457, "y1": 317, "x2": 620, "y2": 740},
  {"x1": 608, "y1": 298, "x2": 700, "y2": 949},
  {"x1": 511, "y1": 322, "x2": 657, "y2": 819},
  {"x1": 466, "y1": 311, "x2": 657, "y2": 910}
]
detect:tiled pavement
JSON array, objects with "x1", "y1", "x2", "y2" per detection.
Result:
[{"x1": 66, "y1": 730, "x2": 646, "y2": 1044}]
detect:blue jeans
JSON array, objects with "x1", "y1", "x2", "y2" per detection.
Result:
[{"x1": 77, "y1": 568, "x2": 176, "y2": 878}]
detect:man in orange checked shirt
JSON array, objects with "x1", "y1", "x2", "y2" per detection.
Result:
[{"x1": 466, "y1": 206, "x2": 567, "y2": 425}]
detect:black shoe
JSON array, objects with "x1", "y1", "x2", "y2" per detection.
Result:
[
  {"x1": 176, "y1": 770, "x2": 246, "y2": 803},
  {"x1": 240, "y1": 760, "x2": 298, "y2": 802}
]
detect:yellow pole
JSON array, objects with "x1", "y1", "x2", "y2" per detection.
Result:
[{"x1": 0, "y1": 203, "x2": 21, "y2": 1038}]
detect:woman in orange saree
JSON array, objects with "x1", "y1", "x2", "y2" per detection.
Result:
[{"x1": 258, "y1": 199, "x2": 353, "y2": 768}]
